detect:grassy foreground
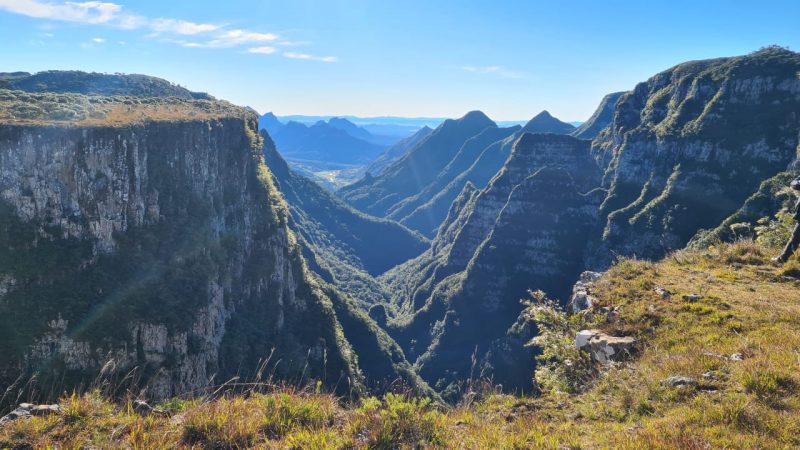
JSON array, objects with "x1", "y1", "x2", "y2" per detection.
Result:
[{"x1": 1, "y1": 240, "x2": 799, "y2": 449}]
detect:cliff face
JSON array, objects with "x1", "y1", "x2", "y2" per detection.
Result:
[
  {"x1": 383, "y1": 134, "x2": 601, "y2": 395},
  {"x1": 0, "y1": 105, "x2": 364, "y2": 398},
  {"x1": 589, "y1": 47, "x2": 800, "y2": 266}
]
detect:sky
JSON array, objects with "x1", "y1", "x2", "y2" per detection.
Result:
[{"x1": 0, "y1": 0, "x2": 799, "y2": 122}]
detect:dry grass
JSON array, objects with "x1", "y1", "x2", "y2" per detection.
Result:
[
  {"x1": 2, "y1": 240, "x2": 799, "y2": 448},
  {"x1": 0, "y1": 89, "x2": 251, "y2": 127}
]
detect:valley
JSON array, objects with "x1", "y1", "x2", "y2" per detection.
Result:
[{"x1": 1, "y1": 44, "x2": 800, "y2": 448}]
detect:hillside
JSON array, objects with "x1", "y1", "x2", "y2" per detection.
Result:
[
  {"x1": 3, "y1": 239, "x2": 797, "y2": 448},
  {"x1": 262, "y1": 131, "x2": 428, "y2": 308},
  {"x1": 341, "y1": 110, "x2": 578, "y2": 236},
  {"x1": 339, "y1": 111, "x2": 497, "y2": 217},
  {"x1": 366, "y1": 125, "x2": 433, "y2": 176}
]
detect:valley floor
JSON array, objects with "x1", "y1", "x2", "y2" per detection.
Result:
[{"x1": 2, "y1": 240, "x2": 799, "y2": 449}]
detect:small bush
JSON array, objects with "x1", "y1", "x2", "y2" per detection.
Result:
[
  {"x1": 182, "y1": 397, "x2": 262, "y2": 448},
  {"x1": 780, "y1": 255, "x2": 800, "y2": 278},
  {"x1": 718, "y1": 239, "x2": 767, "y2": 265},
  {"x1": 347, "y1": 393, "x2": 447, "y2": 449},
  {"x1": 524, "y1": 290, "x2": 597, "y2": 394},
  {"x1": 259, "y1": 392, "x2": 335, "y2": 438},
  {"x1": 742, "y1": 369, "x2": 795, "y2": 401}
]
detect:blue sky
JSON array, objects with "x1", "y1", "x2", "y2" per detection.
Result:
[{"x1": 1, "y1": 0, "x2": 798, "y2": 121}]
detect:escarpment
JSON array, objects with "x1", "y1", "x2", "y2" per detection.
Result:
[
  {"x1": 588, "y1": 46, "x2": 800, "y2": 267},
  {"x1": 0, "y1": 91, "x2": 429, "y2": 399}
]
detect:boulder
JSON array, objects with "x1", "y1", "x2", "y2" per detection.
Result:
[
  {"x1": 575, "y1": 329, "x2": 636, "y2": 364},
  {"x1": 662, "y1": 376, "x2": 697, "y2": 388},
  {"x1": 654, "y1": 287, "x2": 670, "y2": 299},
  {"x1": 0, "y1": 403, "x2": 61, "y2": 425},
  {"x1": 682, "y1": 294, "x2": 702, "y2": 302}
]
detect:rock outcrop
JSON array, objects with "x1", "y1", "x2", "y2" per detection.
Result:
[{"x1": 575, "y1": 330, "x2": 636, "y2": 364}]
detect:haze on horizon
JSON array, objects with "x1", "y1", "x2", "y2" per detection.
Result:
[{"x1": 0, "y1": 0, "x2": 798, "y2": 122}]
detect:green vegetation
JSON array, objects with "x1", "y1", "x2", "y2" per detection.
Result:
[
  {"x1": 4, "y1": 239, "x2": 799, "y2": 448},
  {"x1": 0, "y1": 70, "x2": 212, "y2": 99}
]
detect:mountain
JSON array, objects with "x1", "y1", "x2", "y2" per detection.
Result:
[
  {"x1": 341, "y1": 110, "x2": 578, "y2": 237},
  {"x1": 381, "y1": 134, "x2": 602, "y2": 395},
  {"x1": 0, "y1": 77, "x2": 430, "y2": 399},
  {"x1": 376, "y1": 47, "x2": 800, "y2": 395},
  {"x1": 338, "y1": 111, "x2": 497, "y2": 217},
  {"x1": 271, "y1": 120, "x2": 385, "y2": 165},
  {"x1": 587, "y1": 46, "x2": 800, "y2": 267},
  {"x1": 397, "y1": 130, "x2": 520, "y2": 236},
  {"x1": 0, "y1": 70, "x2": 211, "y2": 99},
  {"x1": 262, "y1": 131, "x2": 428, "y2": 307},
  {"x1": 366, "y1": 125, "x2": 433, "y2": 176},
  {"x1": 385, "y1": 125, "x2": 520, "y2": 235},
  {"x1": 570, "y1": 92, "x2": 625, "y2": 139},
  {"x1": 520, "y1": 110, "x2": 576, "y2": 134},
  {"x1": 259, "y1": 111, "x2": 284, "y2": 136},
  {"x1": 327, "y1": 117, "x2": 373, "y2": 141}
]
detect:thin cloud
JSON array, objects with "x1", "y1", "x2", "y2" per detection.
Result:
[
  {"x1": 247, "y1": 46, "x2": 277, "y2": 54},
  {"x1": 150, "y1": 18, "x2": 220, "y2": 35},
  {"x1": 0, "y1": 1, "x2": 222, "y2": 37},
  {"x1": 0, "y1": 1, "x2": 332, "y2": 59},
  {"x1": 0, "y1": 0, "x2": 122, "y2": 24},
  {"x1": 462, "y1": 65, "x2": 524, "y2": 79},
  {"x1": 184, "y1": 29, "x2": 279, "y2": 48},
  {"x1": 92, "y1": 37, "x2": 105, "y2": 43},
  {"x1": 284, "y1": 52, "x2": 337, "y2": 63}
]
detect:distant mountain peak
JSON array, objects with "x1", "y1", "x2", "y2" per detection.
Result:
[
  {"x1": 521, "y1": 110, "x2": 575, "y2": 135},
  {"x1": 458, "y1": 110, "x2": 494, "y2": 126},
  {"x1": 328, "y1": 117, "x2": 357, "y2": 126}
]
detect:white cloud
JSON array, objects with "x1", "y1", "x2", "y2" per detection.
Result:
[
  {"x1": 0, "y1": 1, "x2": 333, "y2": 60},
  {"x1": 0, "y1": 0, "x2": 122, "y2": 24},
  {"x1": 0, "y1": 0, "x2": 219, "y2": 36},
  {"x1": 284, "y1": 52, "x2": 337, "y2": 63},
  {"x1": 150, "y1": 18, "x2": 219, "y2": 35},
  {"x1": 462, "y1": 65, "x2": 524, "y2": 79},
  {"x1": 179, "y1": 29, "x2": 279, "y2": 48},
  {"x1": 247, "y1": 46, "x2": 277, "y2": 54}
]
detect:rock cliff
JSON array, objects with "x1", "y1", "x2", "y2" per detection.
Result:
[
  {"x1": 589, "y1": 47, "x2": 800, "y2": 266},
  {"x1": 0, "y1": 89, "x2": 423, "y2": 399}
]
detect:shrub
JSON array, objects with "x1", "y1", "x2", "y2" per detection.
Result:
[
  {"x1": 742, "y1": 369, "x2": 795, "y2": 401},
  {"x1": 182, "y1": 396, "x2": 262, "y2": 448},
  {"x1": 524, "y1": 290, "x2": 597, "y2": 394},
  {"x1": 259, "y1": 392, "x2": 335, "y2": 438},
  {"x1": 347, "y1": 393, "x2": 447, "y2": 448}
]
